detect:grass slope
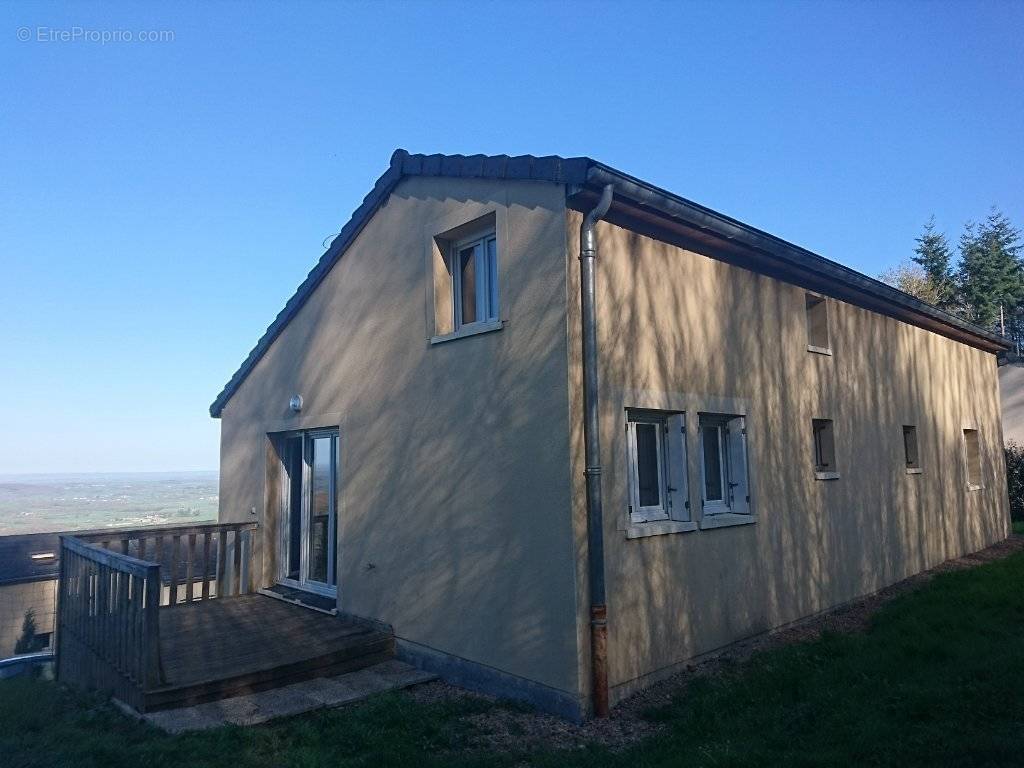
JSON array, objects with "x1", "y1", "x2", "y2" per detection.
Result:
[{"x1": 4, "y1": 549, "x2": 1024, "y2": 767}]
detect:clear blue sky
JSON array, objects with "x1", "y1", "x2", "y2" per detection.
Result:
[{"x1": 1, "y1": 1, "x2": 1021, "y2": 474}]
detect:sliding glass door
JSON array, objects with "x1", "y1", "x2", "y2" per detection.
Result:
[{"x1": 280, "y1": 429, "x2": 338, "y2": 595}]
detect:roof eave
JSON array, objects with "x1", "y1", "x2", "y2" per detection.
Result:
[{"x1": 576, "y1": 164, "x2": 1009, "y2": 354}]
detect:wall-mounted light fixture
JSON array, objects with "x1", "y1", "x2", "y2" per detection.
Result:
[{"x1": 289, "y1": 395, "x2": 303, "y2": 413}]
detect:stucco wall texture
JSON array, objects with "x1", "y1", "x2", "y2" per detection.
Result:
[
  {"x1": 217, "y1": 177, "x2": 1008, "y2": 716},
  {"x1": 566, "y1": 212, "x2": 1010, "y2": 705},
  {"x1": 217, "y1": 177, "x2": 581, "y2": 703}
]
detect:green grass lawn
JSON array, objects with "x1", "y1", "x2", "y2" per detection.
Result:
[
  {"x1": 1013, "y1": 520, "x2": 1024, "y2": 535},
  {"x1": 5, "y1": 549, "x2": 1024, "y2": 768}
]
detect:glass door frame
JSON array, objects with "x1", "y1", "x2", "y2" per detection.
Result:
[{"x1": 276, "y1": 428, "x2": 338, "y2": 598}]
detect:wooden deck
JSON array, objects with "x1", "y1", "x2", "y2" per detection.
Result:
[{"x1": 145, "y1": 595, "x2": 394, "y2": 711}]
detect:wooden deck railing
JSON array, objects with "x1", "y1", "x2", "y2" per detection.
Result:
[
  {"x1": 76, "y1": 521, "x2": 258, "y2": 605},
  {"x1": 55, "y1": 521, "x2": 258, "y2": 709}
]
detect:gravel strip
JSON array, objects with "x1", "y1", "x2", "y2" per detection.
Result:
[{"x1": 404, "y1": 534, "x2": 1024, "y2": 753}]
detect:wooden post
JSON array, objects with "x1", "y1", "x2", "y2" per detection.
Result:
[
  {"x1": 142, "y1": 564, "x2": 162, "y2": 688},
  {"x1": 232, "y1": 528, "x2": 242, "y2": 596},
  {"x1": 201, "y1": 533, "x2": 211, "y2": 601},
  {"x1": 168, "y1": 535, "x2": 180, "y2": 606},
  {"x1": 55, "y1": 537, "x2": 68, "y2": 681},
  {"x1": 185, "y1": 534, "x2": 196, "y2": 602},
  {"x1": 217, "y1": 531, "x2": 228, "y2": 598}
]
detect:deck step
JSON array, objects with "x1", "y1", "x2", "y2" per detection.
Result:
[
  {"x1": 144, "y1": 636, "x2": 394, "y2": 711},
  {"x1": 140, "y1": 594, "x2": 395, "y2": 712}
]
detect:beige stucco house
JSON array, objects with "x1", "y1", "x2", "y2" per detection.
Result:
[{"x1": 210, "y1": 150, "x2": 1010, "y2": 720}]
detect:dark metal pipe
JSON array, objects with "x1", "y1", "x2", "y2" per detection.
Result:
[{"x1": 580, "y1": 183, "x2": 613, "y2": 717}]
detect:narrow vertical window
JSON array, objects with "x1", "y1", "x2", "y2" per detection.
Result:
[
  {"x1": 635, "y1": 422, "x2": 662, "y2": 508},
  {"x1": 451, "y1": 232, "x2": 498, "y2": 331},
  {"x1": 903, "y1": 425, "x2": 921, "y2": 472},
  {"x1": 963, "y1": 429, "x2": 982, "y2": 489},
  {"x1": 813, "y1": 419, "x2": 838, "y2": 478},
  {"x1": 700, "y1": 414, "x2": 751, "y2": 516},
  {"x1": 626, "y1": 411, "x2": 689, "y2": 524},
  {"x1": 459, "y1": 243, "x2": 478, "y2": 325},
  {"x1": 806, "y1": 294, "x2": 831, "y2": 352},
  {"x1": 701, "y1": 423, "x2": 725, "y2": 505}
]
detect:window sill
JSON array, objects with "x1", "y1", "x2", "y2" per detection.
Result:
[
  {"x1": 815, "y1": 471, "x2": 840, "y2": 481},
  {"x1": 905, "y1": 467, "x2": 923, "y2": 475},
  {"x1": 699, "y1": 513, "x2": 756, "y2": 531},
  {"x1": 430, "y1": 319, "x2": 504, "y2": 345},
  {"x1": 807, "y1": 345, "x2": 833, "y2": 356},
  {"x1": 625, "y1": 520, "x2": 698, "y2": 539}
]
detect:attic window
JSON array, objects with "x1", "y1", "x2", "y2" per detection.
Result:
[
  {"x1": 806, "y1": 294, "x2": 831, "y2": 353},
  {"x1": 430, "y1": 213, "x2": 502, "y2": 344},
  {"x1": 452, "y1": 233, "x2": 498, "y2": 328}
]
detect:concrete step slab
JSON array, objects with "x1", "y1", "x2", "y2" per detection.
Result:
[{"x1": 142, "y1": 659, "x2": 436, "y2": 733}]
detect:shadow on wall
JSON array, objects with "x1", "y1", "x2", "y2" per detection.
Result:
[
  {"x1": 219, "y1": 179, "x2": 581, "y2": 694},
  {"x1": 576, "y1": 216, "x2": 1006, "y2": 691}
]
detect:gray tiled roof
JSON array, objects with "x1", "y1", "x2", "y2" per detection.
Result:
[
  {"x1": 0, "y1": 533, "x2": 61, "y2": 585},
  {"x1": 209, "y1": 149, "x2": 1008, "y2": 418}
]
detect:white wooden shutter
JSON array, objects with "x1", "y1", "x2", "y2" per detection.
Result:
[
  {"x1": 666, "y1": 413, "x2": 689, "y2": 521},
  {"x1": 726, "y1": 416, "x2": 750, "y2": 515},
  {"x1": 625, "y1": 421, "x2": 640, "y2": 523}
]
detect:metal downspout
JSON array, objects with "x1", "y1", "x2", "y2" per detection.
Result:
[{"x1": 580, "y1": 183, "x2": 614, "y2": 717}]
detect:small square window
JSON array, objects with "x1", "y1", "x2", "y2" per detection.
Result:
[
  {"x1": 812, "y1": 418, "x2": 837, "y2": 477},
  {"x1": 963, "y1": 429, "x2": 982, "y2": 489},
  {"x1": 699, "y1": 414, "x2": 751, "y2": 515},
  {"x1": 903, "y1": 425, "x2": 920, "y2": 470},
  {"x1": 806, "y1": 294, "x2": 830, "y2": 352},
  {"x1": 626, "y1": 411, "x2": 688, "y2": 524}
]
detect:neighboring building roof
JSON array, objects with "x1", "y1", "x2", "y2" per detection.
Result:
[
  {"x1": 0, "y1": 533, "x2": 61, "y2": 585},
  {"x1": 209, "y1": 149, "x2": 1010, "y2": 418}
]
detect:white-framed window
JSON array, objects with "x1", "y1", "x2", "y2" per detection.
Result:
[
  {"x1": 963, "y1": 428, "x2": 982, "y2": 489},
  {"x1": 699, "y1": 414, "x2": 750, "y2": 516},
  {"x1": 626, "y1": 410, "x2": 688, "y2": 524},
  {"x1": 450, "y1": 231, "x2": 499, "y2": 331}
]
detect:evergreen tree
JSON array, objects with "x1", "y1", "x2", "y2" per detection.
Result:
[
  {"x1": 912, "y1": 216, "x2": 955, "y2": 309},
  {"x1": 957, "y1": 209, "x2": 1024, "y2": 330},
  {"x1": 13, "y1": 609, "x2": 41, "y2": 655}
]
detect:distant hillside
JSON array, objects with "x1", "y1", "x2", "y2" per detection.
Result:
[{"x1": 0, "y1": 471, "x2": 218, "y2": 536}]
